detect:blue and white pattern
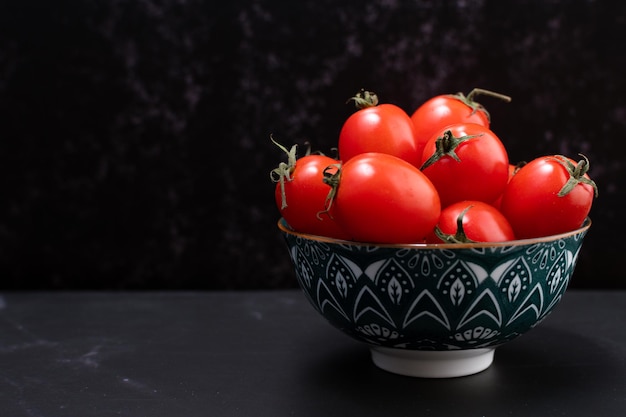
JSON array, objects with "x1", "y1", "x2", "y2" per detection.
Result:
[{"x1": 283, "y1": 225, "x2": 589, "y2": 351}]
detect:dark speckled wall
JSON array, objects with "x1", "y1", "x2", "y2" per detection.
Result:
[{"x1": 0, "y1": 0, "x2": 624, "y2": 289}]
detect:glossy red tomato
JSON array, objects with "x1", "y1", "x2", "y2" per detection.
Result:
[
  {"x1": 324, "y1": 152, "x2": 440, "y2": 243},
  {"x1": 492, "y1": 162, "x2": 525, "y2": 210},
  {"x1": 410, "y1": 88, "x2": 511, "y2": 157},
  {"x1": 500, "y1": 155, "x2": 598, "y2": 239},
  {"x1": 420, "y1": 123, "x2": 509, "y2": 208},
  {"x1": 338, "y1": 90, "x2": 422, "y2": 167},
  {"x1": 426, "y1": 200, "x2": 516, "y2": 244},
  {"x1": 271, "y1": 141, "x2": 350, "y2": 239}
]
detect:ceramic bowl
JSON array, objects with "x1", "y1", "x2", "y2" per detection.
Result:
[{"x1": 278, "y1": 218, "x2": 591, "y2": 378}]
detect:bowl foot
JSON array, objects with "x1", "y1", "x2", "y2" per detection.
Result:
[{"x1": 370, "y1": 346, "x2": 495, "y2": 378}]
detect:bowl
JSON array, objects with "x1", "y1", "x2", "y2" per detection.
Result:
[{"x1": 278, "y1": 218, "x2": 591, "y2": 378}]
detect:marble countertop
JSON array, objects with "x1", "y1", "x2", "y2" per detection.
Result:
[{"x1": 0, "y1": 289, "x2": 625, "y2": 416}]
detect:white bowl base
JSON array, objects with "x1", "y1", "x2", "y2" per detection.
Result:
[{"x1": 370, "y1": 346, "x2": 495, "y2": 378}]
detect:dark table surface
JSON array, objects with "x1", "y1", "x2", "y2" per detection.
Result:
[{"x1": 0, "y1": 289, "x2": 624, "y2": 417}]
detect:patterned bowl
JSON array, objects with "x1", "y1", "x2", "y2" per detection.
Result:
[{"x1": 279, "y1": 218, "x2": 591, "y2": 378}]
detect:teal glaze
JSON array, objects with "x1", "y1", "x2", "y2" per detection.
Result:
[{"x1": 280, "y1": 219, "x2": 590, "y2": 351}]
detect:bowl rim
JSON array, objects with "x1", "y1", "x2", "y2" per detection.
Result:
[{"x1": 277, "y1": 217, "x2": 591, "y2": 249}]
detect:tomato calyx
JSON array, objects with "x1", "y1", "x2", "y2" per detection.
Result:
[
  {"x1": 447, "y1": 88, "x2": 512, "y2": 122},
  {"x1": 434, "y1": 206, "x2": 477, "y2": 244},
  {"x1": 270, "y1": 136, "x2": 313, "y2": 209},
  {"x1": 513, "y1": 160, "x2": 527, "y2": 173},
  {"x1": 347, "y1": 89, "x2": 379, "y2": 109},
  {"x1": 552, "y1": 154, "x2": 599, "y2": 198},
  {"x1": 319, "y1": 163, "x2": 343, "y2": 219},
  {"x1": 420, "y1": 129, "x2": 483, "y2": 170}
]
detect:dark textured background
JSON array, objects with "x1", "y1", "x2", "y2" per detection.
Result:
[{"x1": 0, "y1": 0, "x2": 624, "y2": 290}]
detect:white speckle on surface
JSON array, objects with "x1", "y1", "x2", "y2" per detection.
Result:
[
  {"x1": 77, "y1": 345, "x2": 103, "y2": 368},
  {"x1": 119, "y1": 376, "x2": 157, "y2": 396}
]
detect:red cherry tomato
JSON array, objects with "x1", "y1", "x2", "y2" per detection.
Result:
[
  {"x1": 271, "y1": 140, "x2": 350, "y2": 239},
  {"x1": 492, "y1": 162, "x2": 526, "y2": 210},
  {"x1": 426, "y1": 200, "x2": 516, "y2": 244},
  {"x1": 338, "y1": 90, "x2": 422, "y2": 167},
  {"x1": 410, "y1": 88, "x2": 511, "y2": 157},
  {"x1": 324, "y1": 152, "x2": 440, "y2": 244},
  {"x1": 420, "y1": 123, "x2": 510, "y2": 208},
  {"x1": 500, "y1": 155, "x2": 597, "y2": 239}
]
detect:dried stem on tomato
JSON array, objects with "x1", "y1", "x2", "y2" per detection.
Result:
[
  {"x1": 269, "y1": 136, "x2": 299, "y2": 209},
  {"x1": 347, "y1": 89, "x2": 379, "y2": 109}
]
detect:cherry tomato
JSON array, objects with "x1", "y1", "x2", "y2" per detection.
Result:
[
  {"x1": 426, "y1": 201, "x2": 516, "y2": 244},
  {"x1": 500, "y1": 155, "x2": 598, "y2": 239},
  {"x1": 271, "y1": 140, "x2": 350, "y2": 239},
  {"x1": 420, "y1": 123, "x2": 510, "y2": 208},
  {"x1": 410, "y1": 88, "x2": 511, "y2": 157},
  {"x1": 338, "y1": 90, "x2": 422, "y2": 167},
  {"x1": 324, "y1": 152, "x2": 440, "y2": 244},
  {"x1": 492, "y1": 162, "x2": 526, "y2": 210}
]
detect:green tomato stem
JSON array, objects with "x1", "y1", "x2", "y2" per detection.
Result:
[
  {"x1": 434, "y1": 205, "x2": 477, "y2": 244},
  {"x1": 448, "y1": 88, "x2": 512, "y2": 122},
  {"x1": 420, "y1": 130, "x2": 483, "y2": 170},
  {"x1": 465, "y1": 88, "x2": 512, "y2": 104},
  {"x1": 318, "y1": 163, "x2": 342, "y2": 220},
  {"x1": 553, "y1": 154, "x2": 599, "y2": 198}
]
